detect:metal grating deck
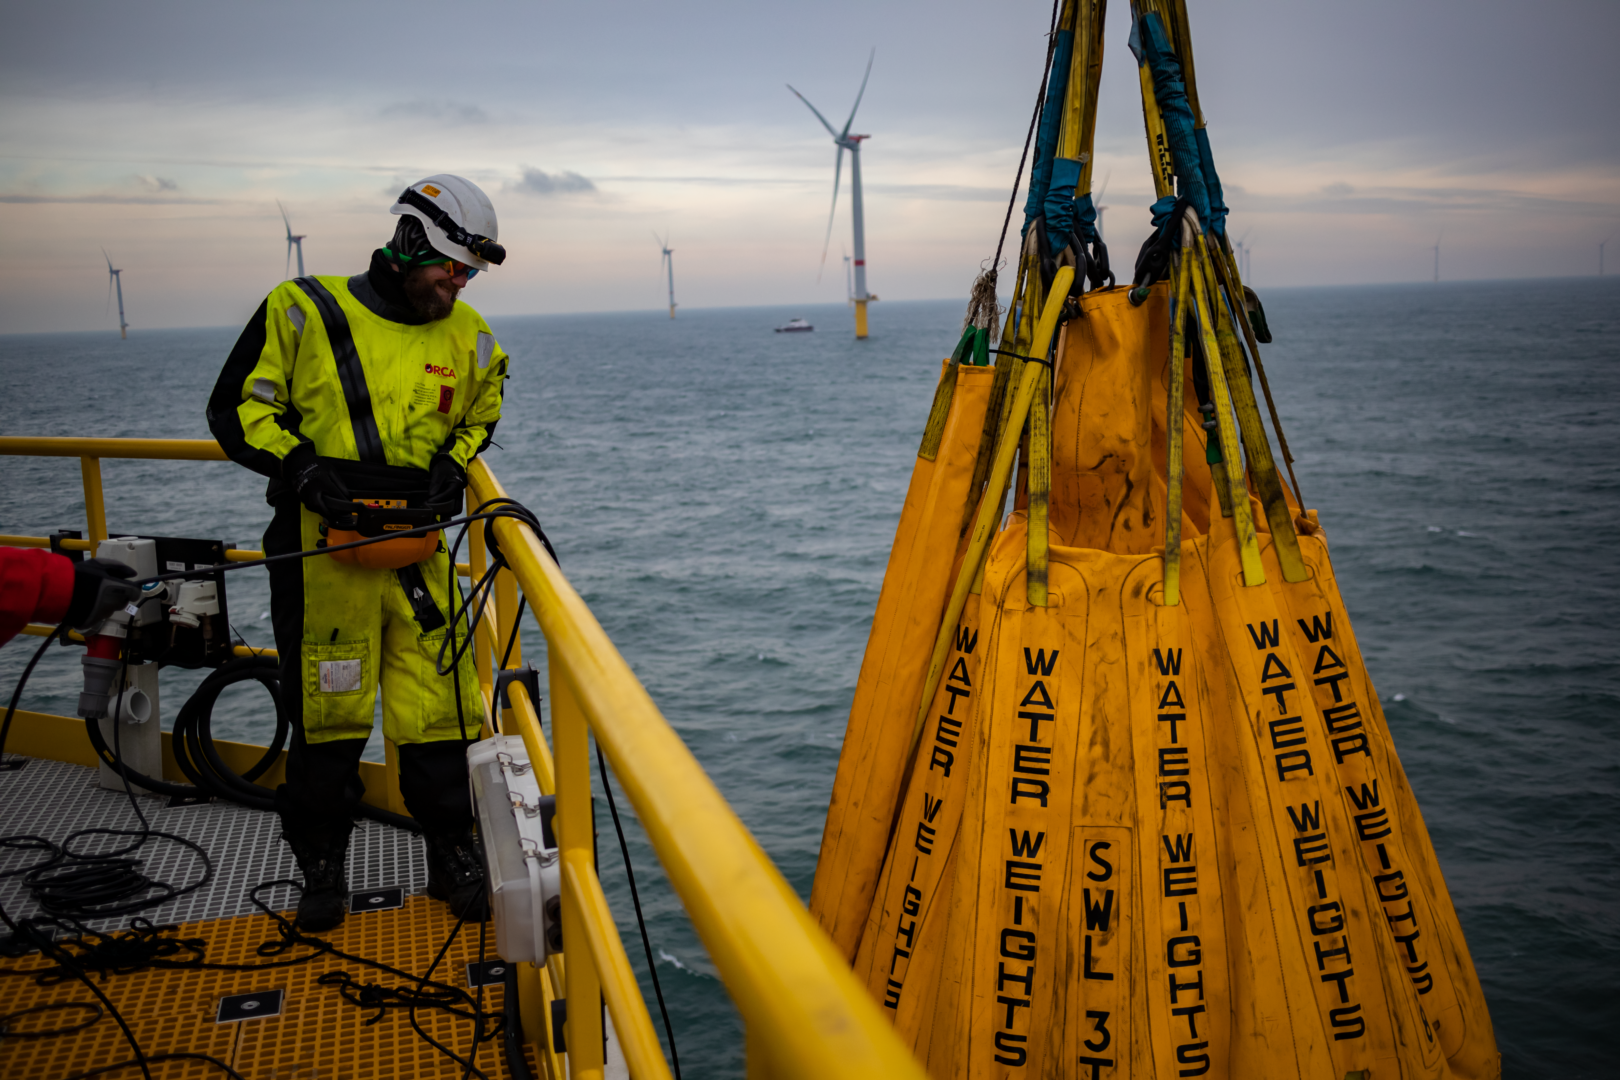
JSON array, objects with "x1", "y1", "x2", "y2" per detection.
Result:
[
  {"x1": 0, "y1": 896, "x2": 529, "y2": 1079},
  {"x1": 0, "y1": 757, "x2": 428, "y2": 931},
  {"x1": 0, "y1": 757, "x2": 535, "y2": 1078}
]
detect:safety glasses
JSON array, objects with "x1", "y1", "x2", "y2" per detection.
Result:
[{"x1": 419, "y1": 256, "x2": 478, "y2": 280}]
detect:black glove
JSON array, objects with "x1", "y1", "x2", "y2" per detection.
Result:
[
  {"x1": 64, "y1": 558, "x2": 139, "y2": 631},
  {"x1": 283, "y1": 443, "x2": 352, "y2": 521},
  {"x1": 425, "y1": 455, "x2": 467, "y2": 516}
]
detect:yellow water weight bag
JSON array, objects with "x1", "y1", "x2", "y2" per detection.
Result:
[
  {"x1": 822, "y1": 281, "x2": 1498, "y2": 1078},
  {"x1": 814, "y1": 1, "x2": 1497, "y2": 1073}
]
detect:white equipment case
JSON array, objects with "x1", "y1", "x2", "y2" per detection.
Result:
[{"x1": 468, "y1": 734, "x2": 561, "y2": 963}]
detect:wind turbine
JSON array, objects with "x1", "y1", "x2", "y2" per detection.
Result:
[
  {"x1": 789, "y1": 49, "x2": 877, "y2": 339},
  {"x1": 1234, "y1": 228, "x2": 1252, "y2": 282},
  {"x1": 655, "y1": 231, "x2": 676, "y2": 319},
  {"x1": 103, "y1": 249, "x2": 128, "y2": 340},
  {"x1": 279, "y1": 201, "x2": 306, "y2": 279},
  {"x1": 1433, "y1": 230, "x2": 1442, "y2": 283}
]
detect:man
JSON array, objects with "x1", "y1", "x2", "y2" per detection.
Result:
[{"x1": 207, "y1": 175, "x2": 510, "y2": 931}]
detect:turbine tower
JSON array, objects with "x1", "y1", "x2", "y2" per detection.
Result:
[
  {"x1": 655, "y1": 232, "x2": 676, "y2": 318},
  {"x1": 279, "y1": 201, "x2": 306, "y2": 279},
  {"x1": 790, "y1": 49, "x2": 877, "y2": 339},
  {"x1": 844, "y1": 248, "x2": 854, "y2": 305},
  {"x1": 103, "y1": 248, "x2": 128, "y2": 340},
  {"x1": 1433, "y1": 230, "x2": 1442, "y2": 283}
]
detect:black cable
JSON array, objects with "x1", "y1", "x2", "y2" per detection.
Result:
[
  {"x1": 0, "y1": 497, "x2": 548, "y2": 1071},
  {"x1": 462, "y1": 914, "x2": 489, "y2": 1080},
  {"x1": 437, "y1": 498, "x2": 554, "y2": 681},
  {"x1": 989, "y1": 347, "x2": 1054, "y2": 368},
  {"x1": 0, "y1": 628, "x2": 56, "y2": 769},
  {"x1": 70, "y1": 655, "x2": 421, "y2": 831},
  {"x1": 404, "y1": 912, "x2": 492, "y2": 1080},
  {"x1": 170, "y1": 657, "x2": 288, "y2": 807},
  {"x1": 128, "y1": 505, "x2": 549, "y2": 589},
  {"x1": 499, "y1": 597, "x2": 528, "y2": 673},
  {"x1": 0, "y1": 1000, "x2": 103, "y2": 1038},
  {"x1": 595, "y1": 741, "x2": 681, "y2": 1079},
  {"x1": 59, "y1": 1053, "x2": 248, "y2": 1080},
  {"x1": 0, "y1": 637, "x2": 220, "y2": 1080},
  {"x1": 1, "y1": 881, "x2": 502, "y2": 1070},
  {"x1": 0, "y1": 900, "x2": 155, "y2": 1080},
  {"x1": 991, "y1": 0, "x2": 1064, "y2": 276},
  {"x1": 502, "y1": 960, "x2": 535, "y2": 1080},
  {"x1": 21, "y1": 640, "x2": 214, "y2": 922}
]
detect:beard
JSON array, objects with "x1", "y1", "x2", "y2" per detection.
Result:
[{"x1": 403, "y1": 268, "x2": 460, "y2": 321}]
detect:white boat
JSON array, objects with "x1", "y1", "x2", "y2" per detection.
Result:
[{"x1": 774, "y1": 317, "x2": 813, "y2": 333}]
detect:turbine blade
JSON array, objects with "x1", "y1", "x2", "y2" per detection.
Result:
[
  {"x1": 788, "y1": 85, "x2": 842, "y2": 139},
  {"x1": 818, "y1": 147, "x2": 844, "y2": 282},
  {"x1": 840, "y1": 48, "x2": 875, "y2": 138},
  {"x1": 278, "y1": 200, "x2": 295, "y2": 240},
  {"x1": 102, "y1": 246, "x2": 113, "y2": 271},
  {"x1": 1096, "y1": 168, "x2": 1110, "y2": 202}
]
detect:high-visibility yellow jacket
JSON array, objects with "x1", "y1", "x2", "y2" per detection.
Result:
[{"x1": 208, "y1": 269, "x2": 508, "y2": 488}]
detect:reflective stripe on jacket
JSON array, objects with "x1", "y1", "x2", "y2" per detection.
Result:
[{"x1": 209, "y1": 275, "x2": 508, "y2": 478}]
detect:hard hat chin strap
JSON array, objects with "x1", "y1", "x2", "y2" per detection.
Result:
[{"x1": 397, "y1": 187, "x2": 507, "y2": 266}]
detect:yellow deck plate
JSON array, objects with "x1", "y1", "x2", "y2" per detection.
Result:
[{"x1": 1, "y1": 896, "x2": 537, "y2": 1079}]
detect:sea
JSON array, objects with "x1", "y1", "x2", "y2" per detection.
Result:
[{"x1": 1, "y1": 276, "x2": 1616, "y2": 1078}]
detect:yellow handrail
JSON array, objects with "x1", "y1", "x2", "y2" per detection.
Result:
[
  {"x1": 2, "y1": 436, "x2": 929, "y2": 1079},
  {"x1": 0, "y1": 436, "x2": 229, "y2": 460},
  {"x1": 468, "y1": 461, "x2": 927, "y2": 1080}
]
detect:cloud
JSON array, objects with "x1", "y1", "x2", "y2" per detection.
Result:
[
  {"x1": 1253, "y1": 183, "x2": 1620, "y2": 219},
  {"x1": 511, "y1": 167, "x2": 597, "y2": 196},
  {"x1": 0, "y1": 193, "x2": 218, "y2": 204},
  {"x1": 380, "y1": 100, "x2": 489, "y2": 125},
  {"x1": 136, "y1": 174, "x2": 179, "y2": 191}
]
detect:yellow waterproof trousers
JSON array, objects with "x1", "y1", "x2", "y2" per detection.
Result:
[{"x1": 270, "y1": 503, "x2": 482, "y2": 746}]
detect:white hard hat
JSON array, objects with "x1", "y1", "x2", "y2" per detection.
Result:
[{"x1": 390, "y1": 174, "x2": 504, "y2": 270}]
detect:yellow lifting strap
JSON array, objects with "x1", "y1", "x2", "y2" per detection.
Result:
[
  {"x1": 909, "y1": 265, "x2": 1075, "y2": 760},
  {"x1": 814, "y1": 0, "x2": 1499, "y2": 1075}
]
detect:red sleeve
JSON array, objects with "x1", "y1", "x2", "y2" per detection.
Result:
[{"x1": 0, "y1": 548, "x2": 75, "y2": 648}]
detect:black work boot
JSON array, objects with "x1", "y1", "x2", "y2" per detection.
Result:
[
  {"x1": 283, "y1": 825, "x2": 352, "y2": 932},
  {"x1": 424, "y1": 828, "x2": 489, "y2": 921}
]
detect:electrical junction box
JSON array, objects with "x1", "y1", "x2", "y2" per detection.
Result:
[{"x1": 469, "y1": 734, "x2": 561, "y2": 963}]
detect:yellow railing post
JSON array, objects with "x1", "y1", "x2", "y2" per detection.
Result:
[
  {"x1": 550, "y1": 655, "x2": 605, "y2": 1079},
  {"x1": 495, "y1": 560, "x2": 522, "y2": 736},
  {"x1": 496, "y1": 566, "x2": 523, "y2": 670},
  {"x1": 80, "y1": 457, "x2": 108, "y2": 544},
  {"x1": 468, "y1": 510, "x2": 494, "y2": 705}
]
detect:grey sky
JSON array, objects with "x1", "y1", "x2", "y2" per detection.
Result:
[{"x1": 3, "y1": 0, "x2": 1615, "y2": 332}]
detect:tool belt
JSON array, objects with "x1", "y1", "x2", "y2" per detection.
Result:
[{"x1": 316, "y1": 459, "x2": 447, "y2": 571}]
